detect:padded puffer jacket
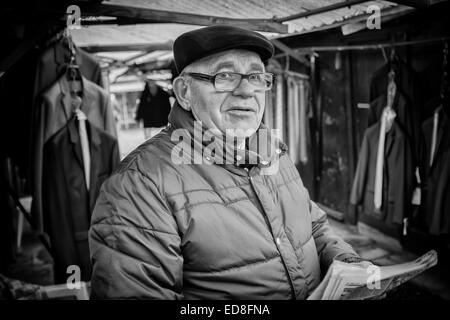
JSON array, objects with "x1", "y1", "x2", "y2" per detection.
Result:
[{"x1": 89, "y1": 103, "x2": 360, "y2": 299}]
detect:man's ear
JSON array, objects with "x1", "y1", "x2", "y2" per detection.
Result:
[{"x1": 173, "y1": 76, "x2": 191, "y2": 111}]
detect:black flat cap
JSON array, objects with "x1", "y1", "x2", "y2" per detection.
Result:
[{"x1": 173, "y1": 25, "x2": 274, "y2": 74}]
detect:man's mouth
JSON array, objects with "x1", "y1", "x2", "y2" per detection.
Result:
[{"x1": 226, "y1": 106, "x2": 255, "y2": 113}]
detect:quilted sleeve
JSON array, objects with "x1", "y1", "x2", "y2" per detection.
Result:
[
  {"x1": 309, "y1": 197, "x2": 360, "y2": 271},
  {"x1": 89, "y1": 168, "x2": 183, "y2": 299}
]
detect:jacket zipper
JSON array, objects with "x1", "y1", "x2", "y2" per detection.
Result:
[{"x1": 246, "y1": 169, "x2": 297, "y2": 299}]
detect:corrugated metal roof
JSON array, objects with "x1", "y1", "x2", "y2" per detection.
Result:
[{"x1": 72, "y1": 0, "x2": 407, "y2": 49}]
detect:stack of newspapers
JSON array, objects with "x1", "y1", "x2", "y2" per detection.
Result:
[{"x1": 307, "y1": 250, "x2": 438, "y2": 300}]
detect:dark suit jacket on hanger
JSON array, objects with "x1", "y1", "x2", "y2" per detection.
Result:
[
  {"x1": 33, "y1": 39, "x2": 104, "y2": 98},
  {"x1": 42, "y1": 116, "x2": 120, "y2": 283},
  {"x1": 31, "y1": 75, "x2": 117, "y2": 234},
  {"x1": 369, "y1": 58, "x2": 423, "y2": 115},
  {"x1": 369, "y1": 60, "x2": 423, "y2": 162},
  {"x1": 350, "y1": 106, "x2": 415, "y2": 226},
  {"x1": 368, "y1": 90, "x2": 420, "y2": 166},
  {"x1": 28, "y1": 39, "x2": 105, "y2": 206},
  {"x1": 420, "y1": 109, "x2": 450, "y2": 235}
]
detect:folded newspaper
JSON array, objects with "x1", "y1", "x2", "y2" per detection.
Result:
[{"x1": 307, "y1": 250, "x2": 438, "y2": 300}]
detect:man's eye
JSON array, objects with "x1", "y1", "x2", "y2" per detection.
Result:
[
  {"x1": 216, "y1": 72, "x2": 234, "y2": 80},
  {"x1": 249, "y1": 74, "x2": 263, "y2": 81}
]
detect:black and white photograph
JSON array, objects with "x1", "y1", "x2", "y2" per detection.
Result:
[{"x1": 0, "y1": 0, "x2": 449, "y2": 309}]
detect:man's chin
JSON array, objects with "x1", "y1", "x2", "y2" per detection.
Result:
[{"x1": 222, "y1": 124, "x2": 258, "y2": 138}]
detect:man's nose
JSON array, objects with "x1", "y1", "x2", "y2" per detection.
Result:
[{"x1": 232, "y1": 78, "x2": 256, "y2": 98}]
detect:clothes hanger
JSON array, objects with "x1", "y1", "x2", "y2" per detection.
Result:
[
  {"x1": 384, "y1": 68, "x2": 397, "y2": 132},
  {"x1": 64, "y1": 29, "x2": 83, "y2": 99}
]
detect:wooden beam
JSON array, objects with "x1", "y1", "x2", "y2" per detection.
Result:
[
  {"x1": 53, "y1": 3, "x2": 288, "y2": 33},
  {"x1": 122, "y1": 51, "x2": 159, "y2": 64},
  {"x1": 274, "y1": 0, "x2": 367, "y2": 23},
  {"x1": 81, "y1": 42, "x2": 173, "y2": 53},
  {"x1": 386, "y1": 0, "x2": 438, "y2": 8},
  {"x1": 292, "y1": 35, "x2": 450, "y2": 52},
  {"x1": 271, "y1": 39, "x2": 309, "y2": 66}
]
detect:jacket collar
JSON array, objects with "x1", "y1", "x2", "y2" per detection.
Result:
[
  {"x1": 167, "y1": 101, "x2": 287, "y2": 168},
  {"x1": 59, "y1": 74, "x2": 96, "y2": 122},
  {"x1": 67, "y1": 114, "x2": 101, "y2": 149}
]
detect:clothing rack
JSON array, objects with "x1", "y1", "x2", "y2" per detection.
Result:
[
  {"x1": 269, "y1": 58, "x2": 309, "y2": 80},
  {"x1": 284, "y1": 70, "x2": 309, "y2": 80},
  {"x1": 293, "y1": 36, "x2": 450, "y2": 53},
  {"x1": 270, "y1": 68, "x2": 309, "y2": 81}
]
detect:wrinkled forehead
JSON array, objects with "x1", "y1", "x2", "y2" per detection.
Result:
[{"x1": 183, "y1": 49, "x2": 265, "y2": 74}]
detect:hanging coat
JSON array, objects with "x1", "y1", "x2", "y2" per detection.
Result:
[
  {"x1": 31, "y1": 75, "x2": 117, "y2": 234},
  {"x1": 33, "y1": 38, "x2": 104, "y2": 97},
  {"x1": 350, "y1": 97, "x2": 415, "y2": 226},
  {"x1": 368, "y1": 89, "x2": 420, "y2": 167},
  {"x1": 420, "y1": 109, "x2": 450, "y2": 235},
  {"x1": 369, "y1": 60, "x2": 423, "y2": 162},
  {"x1": 42, "y1": 116, "x2": 120, "y2": 283}
]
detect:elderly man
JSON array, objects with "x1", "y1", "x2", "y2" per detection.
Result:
[{"x1": 89, "y1": 25, "x2": 364, "y2": 299}]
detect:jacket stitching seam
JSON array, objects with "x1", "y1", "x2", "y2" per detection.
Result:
[
  {"x1": 173, "y1": 197, "x2": 253, "y2": 215},
  {"x1": 166, "y1": 182, "x2": 251, "y2": 198},
  {"x1": 189, "y1": 254, "x2": 280, "y2": 275},
  {"x1": 94, "y1": 222, "x2": 180, "y2": 237}
]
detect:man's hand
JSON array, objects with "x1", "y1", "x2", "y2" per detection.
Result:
[{"x1": 350, "y1": 261, "x2": 388, "y2": 300}]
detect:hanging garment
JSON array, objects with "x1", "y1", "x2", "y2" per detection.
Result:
[
  {"x1": 299, "y1": 80, "x2": 308, "y2": 164},
  {"x1": 135, "y1": 83, "x2": 172, "y2": 128},
  {"x1": 287, "y1": 78, "x2": 299, "y2": 163},
  {"x1": 292, "y1": 80, "x2": 300, "y2": 164},
  {"x1": 31, "y1": 75, "x2": 117, "y2": 234},
  {"x1": 33, "y1": 38, "x2": 104, "y2": 98},
  {"x1": 28, "y1": 40, "x2": 104, "y2": 193},
  {"x1": 275, "y1": 75, "x2": 285, "y2": 143},
  {"x1": 263, "y1": 88, "x2": 274, "y2": 130},
  {"x1": 369, "y1": 61, "x2": 422, "y2": 162},
  {"x1": 350, "y1": 98, "x2": 415, "y2": 225},
  {"x1": 420, "y1": 108, "x2": 450, "y2": 235},
  {"x1": 368, "y1": 89, "x2": 420, "y2": 164},
  {"x1": 42, "y1": 116, "x2": 120, "y2": 283},
  {"x1": 370, "y1": 58, "x2": 423, "y2": 115}
]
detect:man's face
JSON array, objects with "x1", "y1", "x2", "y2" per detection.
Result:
[{"x1": 183, "y1": 49, "x2": 266, "y2": 135}]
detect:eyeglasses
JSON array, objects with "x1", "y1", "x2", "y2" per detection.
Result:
[{"x1": 183, "y1": 72, "x2": 274, "y2": 92}]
